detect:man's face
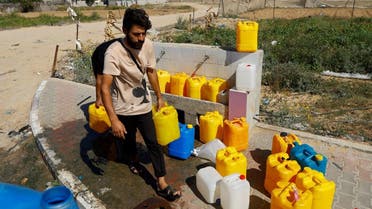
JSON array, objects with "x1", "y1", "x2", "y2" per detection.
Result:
[{"x1": 124, "y1": 24, "x2": 146, "y2": 49}]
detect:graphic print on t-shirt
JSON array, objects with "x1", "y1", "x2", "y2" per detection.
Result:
[{"x1": 132, "y1": 78, "x2": 149, "y2": 104}]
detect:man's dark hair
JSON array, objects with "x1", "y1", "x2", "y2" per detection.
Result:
[{"x1": 122, "y1": 8, "x2": 152, "y2": 31}]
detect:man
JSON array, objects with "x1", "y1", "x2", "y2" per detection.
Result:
[{"x1": 100, "y1": 8, "x2": 181, "y2": 201}]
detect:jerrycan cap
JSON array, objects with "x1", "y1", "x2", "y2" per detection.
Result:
[
  {"x1": 280, "y1": 132, "x2": 288, "y2": 137},
  {"x1": 315, "y1": 154, "x2": 323, "y2": 161},
  {"x1": 186, "y1": 124, "x2": 193, "y2": 129},
  {"x1": 239, "y1": 174, "x2": 246, "y2": 180}
]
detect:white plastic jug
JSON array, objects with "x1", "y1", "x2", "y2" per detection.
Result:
[
  {"x1": 236, "y1": 63, "x2": 256, "y2": 92},
  {"x1": 196, "y1": 166, "x2": 223, "y2": 204},
  {"x1": 220, "y1": 173, "x2": 250, "y2": 209}
]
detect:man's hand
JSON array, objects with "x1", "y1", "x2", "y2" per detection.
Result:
[
  {"x1": 95, "y1": 98, "x2": 104, "y2": 108},
  {"x1": 111, "y1": 119, "x2": 127, "y2": 139},
  {"x1": 157, "y1": 97, "x2": 166, "y2": 111}
]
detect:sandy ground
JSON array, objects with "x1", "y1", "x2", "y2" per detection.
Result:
[{"x1": 0, "y1": 2, "x2": 216, "y2": 151}]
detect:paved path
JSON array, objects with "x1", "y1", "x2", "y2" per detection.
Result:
[
  {"x1": 30, "y1": 78, "x2": 372, "y2": 209},
  {"x1": 0, "y1": 2, "x2": 217, "y2": 150}
]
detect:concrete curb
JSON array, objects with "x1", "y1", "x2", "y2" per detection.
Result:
[
  {"x1": 256, "y1": 122, "x2": 372, "y2": 153},
  {"x1": 29, "y1": 80, "x2": 106, "y2": 209}
]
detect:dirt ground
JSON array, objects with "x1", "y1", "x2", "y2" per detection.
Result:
[{"x1": 0, "y1": 1, "x2": 371, "y2": 193}]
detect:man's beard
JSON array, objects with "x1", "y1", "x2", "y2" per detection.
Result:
[{"x1": 127, "y1": 37, "x2": 144, "y2": 49}]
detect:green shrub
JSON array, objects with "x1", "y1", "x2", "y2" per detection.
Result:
[
  {"x1": 172, "y1": 26, "x2": 235, "y2": 49},
  {"x1": 262, "y1": 63, "x2": 322, "y2": 92},
  {"x1": 175, "y1": 17, "x2": 188, "y2": 30},
  {"x1": 258, "y1": 17, "x2": 372, "y2": 74}
]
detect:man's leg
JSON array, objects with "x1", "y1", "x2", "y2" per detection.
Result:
[
  {"x1": 117, "y1": 115, "x2": 138, "y2": 162},
  {"x1": 136, "y1": 112, "x2": 166, "y2": 177},
  {"x1": 136, "y1": 111, "x2": 181, "y2": 200}
]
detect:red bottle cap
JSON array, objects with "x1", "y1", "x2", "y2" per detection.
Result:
[{"x1": 239, "y1": 175, "x2": 246, "y2": 180}]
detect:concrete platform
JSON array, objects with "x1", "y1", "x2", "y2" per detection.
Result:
[{"x1": 30, "y1": 78, "x2": 372, "y2": 209}]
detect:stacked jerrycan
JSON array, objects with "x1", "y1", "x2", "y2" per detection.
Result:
[
  {"x1": 272, "y1": 132, "x2": 301, "y2": 154},
  {"x1": 290, "y1": 142, "x2": 328, "y2": 175},
  {"x1": 201, "y1": 78, "x2": 227, "y2": 102},
  {"x1": 88, "y1": 103, "x2": 111, "y2": 133},
  {"x1": 236, "y1": 21, "x2": 259, "y2": 53},
  {"x1": 216, "y1": 146, "x2": 247, "y2": 177},
  {"x1": 185, "y1": 76, "x2": 207, "y2": 99},
  {"x1": 0, "y1": 183, "x2": 79, "y2": 209},
  {"x1": 264, "y1": 152, "x2": 301, "y2": 194},
  {"x1": 199, "y1": 111, "x2": 224, "y2": 143},
  {"x1": 170, "y1": 72, "x2": 189, "y2": 96},
  {"x1": 295, "y1": 167, "x2": 336, "y2": 209},
  {"x1": 157, "y1": 69, "x2": 171, "y2": 93},
  {"x1": 223, "y1": 117, "x2": 249, "y2": 151},
  {"x1": 168, "y1": 123, "x2": 195, "y2": 160},
  {"x1": 271, "y1": 182, "x2": 313, "y2": 209},
  {"x1": 152, "y1": 105, "x2": 180, "y2": 146}
]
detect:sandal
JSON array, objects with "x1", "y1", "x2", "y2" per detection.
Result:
[
  {"x1": 157, "y1": 185, "x2": 181, "y2": 202},
  {"x1": 128, "y1": 162, "x2": 141, "y2": 175}
]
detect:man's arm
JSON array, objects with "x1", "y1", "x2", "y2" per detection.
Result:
[
  {"x1": 101, "y1": 74, "x2": 127, "y2": 138},
  {"x1": 95, "y1": 74, "x2": 104, "y2": 107},
  {"x1": 146, "y1": 67, "x2": 165, "y2": 111}
]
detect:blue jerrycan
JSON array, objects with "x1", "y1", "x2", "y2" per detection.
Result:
[
  {"x1": 0, "y1": 182, "x2": 79, "y2": 209},
  {"x1": 168, "y1": 123, "x2": 195, "y2": 160},
  {"x1": 290, "y1": 142, "x2": 328, "y2": 174}
]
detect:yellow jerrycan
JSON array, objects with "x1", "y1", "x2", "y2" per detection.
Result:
[
  {"x1": 295, "y1": 167, "x2": 336, "y2": 209},
  {"x1": 170, "y1": 72, "x2": 189, "y2": 96},
  {"x1": 88, "y1": 103, "x2": 111, "y2": 133},
  {"x1": 185, "y1": 76, "x2": 207, "y2": 99},
  {"x1": 236, "y1": 21, "x2": 259, "y2": 52},
  {"x1": 201, "y1": 78, "x2": 227, "y2": 102},
  {"x1": 157, "y1": 69, "x2": 171, "y2": 93},
  {"x1": 264, "y1": 152, "x2": 301, "y2": 194},
  {"x1": 223, "y1": 117, "x2": 249, "y2": 151},
  {"x1": 216, "y1": 146, "x2": 247, "y2": 177},
  {"x1": 199, "y1": 111, "x2": 224, "y2": 143},
  {"x1": 152, "y1": 105, "x2": 180, "y2": 146},
  {"x1": 272, "y1": 132, "x2": 302, "y2": 154},
  {"x1": 271, "y1": 182, "x2": 313, "y2": 209}
]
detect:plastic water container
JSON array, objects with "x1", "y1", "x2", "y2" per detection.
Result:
[
  {"x1": 271, "y1": 182, "x2": 313, "y2": 209},
  {"x1": 272, "y1": 132, "x2": 302, "y2": 154},
  {"x1": 223, "y1": 117, "x2": 249, "y2": 151},
  {"x1": 201, "y1": 78, "x2": 227, "y2": 102},
  {"x1": 168, "y1": 123, "x2": 195, "y2": 160},
  {"x1": 295, "y1": 167, "x2": 336, "y2": 209},
  {"x1": 220, "y1": 174, "x2": 250, "y2": 209},
  {"x1": 236, "y1": 21, "x2": 259, "y2": 52},
  {"x1": 153, "y1": 105, "x2": 180, "y2": 146},
  {"x1": 216, "y1": 146, "x2": 247, "y2": 177},
  {"x1": 264, "y1": 152, "x2": 301, "y2": 194},
  {"x1": 88, "y1": 103, "x2": 111, "y2": 133},
  {"x1": 199, "y1": 111, "x2": 224, "y2": 143},
  {"x1": 157, "y1": 69, "x2": 171, "y2": 93},
  {"x1": 235, "y1": 63, "x2": 257, "y2": 92},
  {"x1": 290, "y1": 142, "x2": 328, "y2": 175},
  {"x1": 170, "y1": 72, "x2": 189, "y2": 96},
  {"x1": 0, "y1": 183, "x2": 79, "y2": 209},
  {"x1": 196, "y1": 166, "x2": 222, "y2": 204},
  {"x1": 185, "y1": 76, "x2": 207, "y2": 99}
]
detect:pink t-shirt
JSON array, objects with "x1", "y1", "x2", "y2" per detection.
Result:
[{"x1": 103, "y1": 38, "x2": 156, "y2": 116}]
